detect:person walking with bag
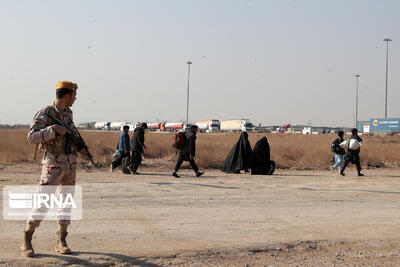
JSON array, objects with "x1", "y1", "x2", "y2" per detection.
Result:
[
  {"x1": 330, "y1": 130, "x2": 345, "y2": 173},
  {"x1": 172, "y1": 125, "x2": 204, "y2": 178},
  {"x1": 340, "y1": 128, "x2": 364, "y2": 176},
  {"x1": 110, "y1": 125, "x2": 131, "y2": 173}
]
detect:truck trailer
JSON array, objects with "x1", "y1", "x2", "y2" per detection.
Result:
[
  {"x1": 94, "y1": 121, "x2": 111, "y2": 130},
  {"x1": 164, "y1": 122, "x2": 184, "y2": 131},
  {"x1": 195, "y1": 120, "x2": 220, "y2": 132},
  {"x1": 110, "y1": 121, "x2": 127, "y2": 131},
  {"x1": 220, "y1": 119, "x2": 253, "y2": 132}
]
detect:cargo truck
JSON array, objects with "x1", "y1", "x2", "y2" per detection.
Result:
[
  {"x1": 94, "y1": 121, "x2": 111, "y2": 130},
  {"x1": 110, "y1": 121, "x2": 127, "y2": 130},
  {"x1": 164, "y1": 122, "x2": 184, "y2": 131},
  {"x1": 147, "y1": 122, "x2": 161, "y2": 131},
  {"x1": 195, "y1": 120, "x2": 220, "y2": 133},
  {"x1": 220, "y1": 119, "x2": 253, "y2": 132}
]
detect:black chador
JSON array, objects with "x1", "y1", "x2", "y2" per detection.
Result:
[
  {"x1": 251, "y1": 137, "x2": 275, "y2": 175},
  {"x1": 221, "y1": 132, "x2": 252, "y2": 173}
]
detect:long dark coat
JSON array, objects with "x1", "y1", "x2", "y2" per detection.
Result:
[
  {"x1": 251, "y1": 137, "x2": 275, "y2": 175},
  {"x1": 131, "y1": 127, "x2": 145, "y2": 153},
  {"x1": 221, "y1": 132, "x2": 252, "y2": 173}
]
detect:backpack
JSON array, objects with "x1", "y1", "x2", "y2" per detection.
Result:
[
  {"x1": 172, "y1": 132, "x2": 186, "y2": 149},
  {"x1": 330, "y1": 139, "x2": 340, "y2": 153}
]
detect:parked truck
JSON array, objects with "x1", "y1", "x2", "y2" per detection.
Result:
[
  {"x1": 164, "y1": 122, "x2": 184, "y2": 131},
  {"x1": 220, "y1": 119, "x2": 253, "y2": 132},
  {"x1": 252, "y1": 125, "x2": 272, "y2": 133},
  {"x1": 146, "y1": 122, "x2": 167, "y2": 132},
  {"x1": 147, "y1": 122, "x2": 161, "y2": 131},
  {"x1": 94, "y1": 121, "x2": 111, "y2": 130},
  {"x1": 195, "y1": 120, "x2": 220, "y2": 133},
  {"x1": 110, "y1": 121, "x2": 127, "y2": 131}
]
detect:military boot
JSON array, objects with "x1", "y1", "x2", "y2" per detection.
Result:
[
  {"x1": 55, "y1": 231, "x2": 71, "y2": 254},
  {"x1": 21, "y1": 230, "x2": 35, "y2": 257}
]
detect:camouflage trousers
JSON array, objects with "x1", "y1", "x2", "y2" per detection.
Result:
[{"x1": 27, "y1": 154, "x2": 77, "y2": 227}]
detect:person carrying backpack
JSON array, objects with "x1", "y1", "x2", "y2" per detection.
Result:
[
  {"x1": 172, "y1": 125, "x2": 204, "y2": 178},
  {"x1": 330, "y1": 130, "x2": 345, "y2": 173}
]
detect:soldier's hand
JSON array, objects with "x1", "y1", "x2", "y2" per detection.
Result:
[{"x1": 51, "y1": 125, "x2": 70, "y2": 136}]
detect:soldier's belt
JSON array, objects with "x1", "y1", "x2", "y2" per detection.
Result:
[{"x1": 42, "y1": 153, "x2": 78, "y2": 165}]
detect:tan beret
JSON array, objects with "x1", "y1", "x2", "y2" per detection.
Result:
[{"x1": 56, "y1": 81, "x2": 78, "y2": 91}]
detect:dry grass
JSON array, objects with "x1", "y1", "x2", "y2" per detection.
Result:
[{"x1": 0, "y1": 129, "x2": 399, "y2": 170}]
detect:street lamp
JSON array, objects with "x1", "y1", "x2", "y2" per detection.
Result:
[
  {"x1": 355, "y1": 74, "x2": 360, "y2": 128},
  {"x1": 186, "y1": 61, "x2": 192, "y2": 125},
  {"x1": 383, "y1": 38, "x2": 392, "y2": 118}
]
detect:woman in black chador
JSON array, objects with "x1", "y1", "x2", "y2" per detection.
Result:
[
  {"x1": 221, "y1": 132, "x2": 252, "y2": 173},
  {"x1": 251, "y1": 137, "x2": 275, "y2": 175}
]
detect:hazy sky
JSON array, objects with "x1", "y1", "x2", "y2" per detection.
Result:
[{"x1": 1, "y1": 0, "x2": 399, "y2": 127}]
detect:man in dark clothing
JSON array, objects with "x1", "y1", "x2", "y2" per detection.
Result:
[
  {"x1": 128, "y1": 123, "x2": 148, "y2": 174},
  {"x1": 221, "y1": 132, "x2": 252, "y2": 174},
  {"x1": 330, "y1": 130, "x2": 345, "y2": 173},
  {"x1": 173, "y1": 125, "x2": 204, "y2": 178},
  {"x1": 340, "y1": 128, "x2": 364, "y2": 176},
  {"x1": 251, "y1": 136, "x2": 275, "y2": 175},
  {"x1": 110, "y1": 125, "x2": 130, "y2": 172}
]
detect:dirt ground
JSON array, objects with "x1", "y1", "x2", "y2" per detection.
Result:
[{"x1": 1, "y1": 163, "x2": 400, "y2": 266}]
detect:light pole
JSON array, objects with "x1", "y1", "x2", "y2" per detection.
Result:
[
  {"x1": 186, "y1": 61, "x2": 192, "y2": 125},
  {"x1": 355, "y1": 74, "x2": 360, "y2": 128},
  {"x1": 383, "y1": 38, "x2": 392, "y2": 118}
]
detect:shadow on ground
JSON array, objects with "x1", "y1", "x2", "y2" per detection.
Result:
[{"x1": 35, "y1": 251, "x2": 162, "y2": 267}]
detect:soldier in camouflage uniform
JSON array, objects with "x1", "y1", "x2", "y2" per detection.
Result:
[{"x1": 21, "y1": 81, "x2": 81, "y2": 257}]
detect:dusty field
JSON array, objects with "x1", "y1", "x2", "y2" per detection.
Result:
[
  {"x1": 1, "y1": 163, "x2": 400, "y2": 266},
  {"x1": 1, "y1": 129, "x2": 400, "y2": 170}
]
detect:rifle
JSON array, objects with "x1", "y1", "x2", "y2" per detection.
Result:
[{"x1": 47, "y1": 113, "x2": 102, "y2": 168}]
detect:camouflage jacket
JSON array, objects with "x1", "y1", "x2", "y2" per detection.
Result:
[{"x1": 28, "y1": 104, "x2": 78, "y2": 164}]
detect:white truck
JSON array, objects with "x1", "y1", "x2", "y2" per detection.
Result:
[
  {"x1": 195, "y1": 120, "x2": 220, "y2": 133},
  {"x1": 220, "y1": 119, "x2": 253, "y2": 132},
  {"x1": 94, "y1": 121, "x2": 111, "y2": 130},
  {"x1": 110, "y1": 121, "x2": 127, "y2": 131}
]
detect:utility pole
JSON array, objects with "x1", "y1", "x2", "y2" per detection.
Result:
[
  {"x1": 355, "y1": 74, "x2": 360, "y2": 128},
  {"x1": 383, "y1": 38, "x2": 392, "y2": 118},
  {"x1": 186, "y1": 61, "x2": 192, "y2": 125}
]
